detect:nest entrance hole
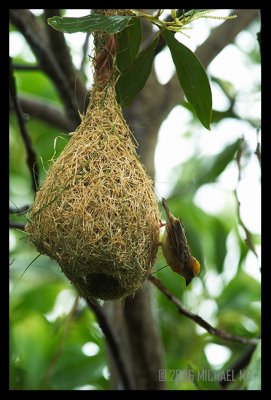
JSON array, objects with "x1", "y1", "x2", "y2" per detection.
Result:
[{"x1": 86, "y1": 273, "x2": 127, "y2": 300}]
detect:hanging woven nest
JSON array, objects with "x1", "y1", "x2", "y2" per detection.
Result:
[
  {"x1": 26, "y1": 12, "x2": 161, "y2": 300},
  {"x1": 26, "y1": 80, "x2": 160, "y2": 300}
]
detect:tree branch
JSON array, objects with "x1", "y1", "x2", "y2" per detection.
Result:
[
  {"x1": 123, "y1": 284, "x2": 165, "y2": 389},
  {"x1": 9, "y1": 222, "x2": 25, "y2": 230},
  {"x1": 257, "y1": 10, "x2": 261, "y2": 54},
  {"x1": 44, "y1": 9, "x2": 88, "y2": 114},
  {"x1": 15, "y1": 94, "x2": 70, "y2": 132},
  {"x1": 255, "y1": 129, "x2": 261, "y2": 167},
  {"x1": 196, "y1": 9, "x2": 258, "y2": 68},
  {"x1": 235, "y1": 139, "x2": 259, "y2": 262},
  {"x1": 10, "y1": 9, "x2": 80, "y2": 129},
  {"x1": 219, "y1": 343, "x2": 257, "y2": 388},
  {"x1": 9, "y1": 205, "x2": 30, "y2": 214},
  {"x1": 149, "y1": 275, "x2": 259, "y2": 346},
  {"x1": 13, "y1": 64, "x2": 40, "y2": 71},
  {"x1": 10, "y1": 57, "x2": 39, "y2": 192},
  {"x1": 86, "y1": 299, "x2": 132, "y2": 390}
]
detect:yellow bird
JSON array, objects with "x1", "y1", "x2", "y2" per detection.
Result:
[{"x1": 161, "y1": 198, "x2": 200, "y2": 286}]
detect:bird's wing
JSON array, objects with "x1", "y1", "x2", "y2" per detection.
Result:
[
  {"x1": 166, "y1": 218, "x2": 189, "y2": 262},
  {"x1": 162, "y1": 198, "x2": 190, "y2": 261}
]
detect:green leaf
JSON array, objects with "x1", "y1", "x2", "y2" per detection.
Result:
[
  {"x1": 245, "y1": 341, "x2": 261, "y2": 390},
  {"x1": 116, "y1": 18, "x2": 142, "y2": 73},
  {"x1": 11, "y1": 283, "x2": 66, "y2": 317},
  {"x1": 162, "y1": 29, "x2": 212, "y2": 130},
  {"x1": 217, "y1": 269, "x2": 261, "y2": 312},
  {"x1": 10, "y1": 313, "x2": 62, "y2": 389},
  {"x1": 116, "y1": 34, "x2": 159, "y2": 107},
  {"x1": 181, "y1": 100, "x2": 237, "y2": 124},
  {"x1": 197, "y1": 139, "x2": 241, "y2": 186},
  {"x1": 211, "y1": 76, "x2": 236, "y2": 100},
  {"x1": 47, "y1": 14, "x2": 132, "y2": 34},
  {"x1": 213, "y1": 219, "x2": 228, "y2": 273},
  {"x1": 172, "y1": 139, "x2": 241, "y2": 197}
]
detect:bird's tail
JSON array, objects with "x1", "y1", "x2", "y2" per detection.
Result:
[{"x1": 161, "y1": 198, "x2": 171, "y2": 220}]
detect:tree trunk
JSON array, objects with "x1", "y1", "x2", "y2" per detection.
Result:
[
  {"x1": 104, "y1": 9, "x2": 259, "y2": 389},
  {"x1": 104, "y1": 67, "x2": 166, "y2": 390}
]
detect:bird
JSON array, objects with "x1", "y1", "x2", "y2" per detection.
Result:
[{"x1": 161, "y1": 198, "x2": 200, "y2": 286}]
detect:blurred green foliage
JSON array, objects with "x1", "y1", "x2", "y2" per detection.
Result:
[{"x1": 10, "y1": 11, "x2": 260, "y2": 391}]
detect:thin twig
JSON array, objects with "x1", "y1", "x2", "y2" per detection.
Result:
[
  {"x1": 255, "y1": 129, "x2": 261, "y2": 167},
  {"x1": 13, "y1": 64, "x2": 40, "y2": 71},
  {"x1": 86, "y1": 298, "x2": 132, "y2": 390},
  {"x1": 80, "y1": 32, "x2": 91, "y2": 74},
  {"x1": 9, "y1": 222, "x2": 25, "y2": 230},
  {"x1": 9, "y1": 205, "x2": 30, "y2": 214},
  {"x1": 234, "y1": 192, "x2": 259, "y2": 261},
  {"x1": 149, "y1": 275, "x2": 259, "y2": 346},
  {"x1": 255, "y1": 143, "x2": 261, "y2": 167},
  {"x1": 235, "y1": 139, "x2": 259, "y2": 261},
  {"x1": 219, "y1": 343, "x2": 257, "y2": 388},
  {"x1": 45, "y1": 296, "x2": 80, "y2": 384},
  {"x1": 257, "y1": 10, "x2": 261, "y2": 54},
  {"x1": 9, "y1": 57, "x2": 39, "y2": 192},
  {"x1": 9, "y1": 259, "x2": 15, "y2": 267},
  {"x1": 154, "y1": 9, "x2": 184, "y2": 55}
]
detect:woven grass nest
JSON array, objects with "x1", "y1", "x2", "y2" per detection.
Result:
[{"x1": 26, "y1": 82, "x2": 161, "y2": 300}]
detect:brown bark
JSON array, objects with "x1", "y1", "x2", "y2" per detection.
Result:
[
  {"x1": 10, "y1": 9, "x2": 81, "y2": 129},
  {"x1": 43, "y1": 9, "x2": 88, "y2": 115}
]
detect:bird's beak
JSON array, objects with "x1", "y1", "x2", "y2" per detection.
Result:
[{"x1": 186, "y1": 277, "x2": 192, "y2": 286}]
